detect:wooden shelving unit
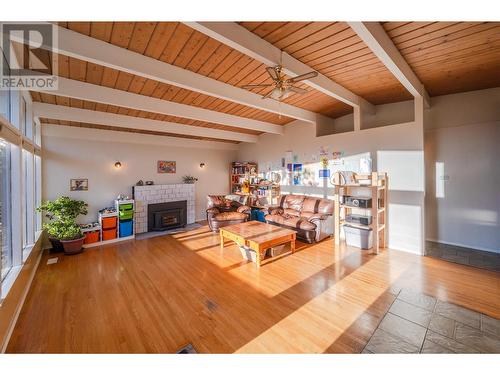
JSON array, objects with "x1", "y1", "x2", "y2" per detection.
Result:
[{"x1": 333, "y1": 172, "x2": 388, "y2": 255}]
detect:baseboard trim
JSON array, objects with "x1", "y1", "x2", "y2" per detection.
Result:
[
  {"x1": 426, "y1": 238, "x2": 499, "y2": 255},
  {"x1": 1, "y1": 247, "x2": 43, "y2": 353}
]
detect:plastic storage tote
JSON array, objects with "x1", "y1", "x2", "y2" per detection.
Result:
[
  {"x1": 101, "y1": 216, "x2": 117, "y2": 230},
  {"x1": 119, "y1": 210, "x2": 134, "y2": 220},
  {"x1": 344, "y1": 225, "x2": 373, "y2": 249},
  {"x1": 119, "y1": 220, "x2": 133, "y2": 237},
  {"x1": 119, "y1": 203, "x2": 134, "y2": 211},
  {"x1": 84, "y1": 230, "x2": 100, "y2": 244},
  {"x1": 102, "y1": 228, "x2": 117, "y2": 241}
]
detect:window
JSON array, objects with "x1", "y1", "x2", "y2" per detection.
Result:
[
  {"x1": 35, "y1": 154, "x2": 42, "y2": 231},
  {"x1": 22, "y1": 149, "x2": 35, "y2": 250},
  {"x1": 34, "y1": 118, "x2": 41, "y2": 146},
  {"x1": 22, "y1": 98, "x2": 34, "y2": 140},
  {"x1": 0, "y1": 48, "x2": 42, "y2": 296},
  {"x1": 0, "y1": 50, "x2": 10, "y2": 121},
  {"x1": 0, "y1": 139, "x2": 12, "y2": 281}
]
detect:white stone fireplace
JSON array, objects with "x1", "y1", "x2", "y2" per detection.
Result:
[{"x1": 133, "y1": 184, "x2": 195, "y2": 234}]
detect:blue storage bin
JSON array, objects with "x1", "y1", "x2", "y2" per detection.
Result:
[
  {"x1": 119, "y1": 220, "x2": 133, "y2": 237},
  {"x1": 251, "y1": 208, "x2": 267, "y2": 223},
  {"x1": 256, "y1": 210, "x2": 266, "y2": 223}
]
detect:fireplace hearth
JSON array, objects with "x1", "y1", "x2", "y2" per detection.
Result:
[{"x1": 148, "y1": 201, "x2": 187, "y2": 232}]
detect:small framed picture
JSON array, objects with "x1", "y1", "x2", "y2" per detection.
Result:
[
  {"x1": 293, "y1": 163, "x2": 302, "y2": 172},
  {"x1": 157, "y1": 160, "x2": 176, "y2": 173},
  {"x1": 70, "y1": 178, "x2": 88, "y2": 191}
]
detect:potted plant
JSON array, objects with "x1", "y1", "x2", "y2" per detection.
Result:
[
  {"x1": 37, "y1": 196, "x2": 88, "y2": 255},
  {"x1": 182, "y1": 175, "x2": 198, "y2": 184}
]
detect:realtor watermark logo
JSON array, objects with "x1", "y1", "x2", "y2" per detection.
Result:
[{"x1": 0, "y1": 22, "x2": 58, "y2": 90}]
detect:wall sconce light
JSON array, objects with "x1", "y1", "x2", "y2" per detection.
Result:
[
  {"x1": 114, "y1": 161, "x2": 122, "y2": 169},
  {"x1": 199, "y1": 163, "x2": 206, "y2": 169}
]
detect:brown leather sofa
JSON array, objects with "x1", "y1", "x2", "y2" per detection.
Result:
[
  {"x1": 265, "y1": 194, "x2": 334, "y2": 243},
  {"x1": 206, "y1": 195, "x2": 251, "y2": 232}
]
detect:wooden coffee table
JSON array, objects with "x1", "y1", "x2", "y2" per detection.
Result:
[{"x1": 219, "y1": 221, "x2": 296, "y2": 267}]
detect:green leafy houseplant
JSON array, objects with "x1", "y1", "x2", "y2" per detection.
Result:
[{"x1": 37, "y1": 196, "x2": 88, "y2": 253}]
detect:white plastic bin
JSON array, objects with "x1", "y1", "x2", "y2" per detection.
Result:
[{"x1": 344, "y1": 225, "x2": 373, "y2": 249}]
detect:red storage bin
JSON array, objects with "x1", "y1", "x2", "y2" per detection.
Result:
[
  {"x1": 84, "y1": 230, "x2": 100, "y2": 244},
  {"x1": 101, "y1": 216, "x2": 117, "y2": 230},
  {"x1": 102, "y1": 228, "x2": 117, "y2": 241}
]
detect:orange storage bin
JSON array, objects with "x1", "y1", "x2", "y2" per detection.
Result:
[
  {"x1": 101, "y1": 216, "x2": 117, "y2": 230},
  {"x1": 102, "y1": 228, "x2": 117, "y2": 241},
  {"x1": 84, "y1": 230, "x2": 100, "y2": 244}
]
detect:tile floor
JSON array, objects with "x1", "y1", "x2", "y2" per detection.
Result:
[
  {"x1": 426, "y1": 241, "x2": 500, "y2": 272},
  {"x1": 363, "y1": 288, "x2": 500, "y2": 353}
]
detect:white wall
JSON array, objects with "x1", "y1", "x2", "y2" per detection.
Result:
[
  {"x1": 424, "y1": 87, "x2": 500, "y2": 253},
  {"x1": 424, "y1": 88, "x2": 500, "y2": 252},
  {"x1": 41, "y1": 125, "x2": 237, "y2": 222},
  {"x1": 425, "y1": 122, "x2": 500, "y2": 253},
  {"x1": 238, "y1": 119, "x2": 425, "y2": 254}
]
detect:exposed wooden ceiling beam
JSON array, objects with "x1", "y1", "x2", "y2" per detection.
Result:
[
  {"x1": 12, "y1": 24, "x2": 326, "y2": 124},
  {"x1": 42, "y1": 123, "x2": 239, "y2": 150},
  {"x1": 348, "y1": 22, "x2": 431, "y2": 108},
  {"x1": 185, "y1": 22, "x2": 375, "y2": 112},
  {"x1": 32, "y1": 103, "x2": 259, "y2": 143},
  {"x1": 34, "y1": 77, "x2": 283, "y2": 135}
]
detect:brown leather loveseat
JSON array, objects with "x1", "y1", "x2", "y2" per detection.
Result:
[
  {"x1": 206, "y1": 195, "x2": 251, "y2": 232},
  {"x1": 265, "y1": 194, "x2": 334, "y2": 243}
]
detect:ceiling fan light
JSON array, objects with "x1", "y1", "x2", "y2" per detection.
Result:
[{"x1": 269, "y1": 87, "x2": 283, "y2": 100}]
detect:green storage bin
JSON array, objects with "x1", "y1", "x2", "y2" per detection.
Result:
[
  {"x1": 119, "y1": 203, "x2": 133, "y2": 211},
  {"x1": 119, "y1": 210, "x2": 134, "y2": 220}
]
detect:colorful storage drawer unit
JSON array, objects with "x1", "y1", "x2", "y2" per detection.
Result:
[
  {"x1": 101, "y1": 216, "x2": 117, "y2": 230},
  {"x1": 84, "y1": 230, "x2": 100, "y2": 244},
  {"x1": 102, "y1": 228, "x2": 117, "y2": 241},
  {"x1": 119, "y1": 220, "x2": 134, "y2": 238}
]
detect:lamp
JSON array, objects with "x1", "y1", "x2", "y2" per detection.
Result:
[
  {"x1": 199, "y1": 162, "x2": 206, "y2": 169},
  {"x1": 114, "y1": 161, "x2": 122, "y2": 169}
]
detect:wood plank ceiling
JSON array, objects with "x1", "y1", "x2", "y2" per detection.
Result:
[
  {"x1": 382, "y1": 22, "x2": 500, "y2": 96},
  {"x1": 36, "y1": 21, "x2": 500, "y2": 143},
  {"x1": 240, "y1": 21, "x2": 500, "y2": 103}
]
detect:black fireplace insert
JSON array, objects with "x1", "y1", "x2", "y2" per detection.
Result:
[{"x1": 148, "y1": 200, "x2": 187, "y2": 232}]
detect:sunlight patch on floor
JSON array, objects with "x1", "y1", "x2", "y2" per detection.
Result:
[{"x1": 234, "y1": 254, "x2": 411, "y2": 353}]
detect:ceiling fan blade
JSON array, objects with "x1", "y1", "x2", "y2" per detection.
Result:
[
  {"x1": 289, "y1": 86, "x2": 308, "y2": 95},
  {"x1": 286, "y1": 71, "x2": 318, "y2": 84},
  {"x1": 266, "y1": 66, "x2": 279, "y2": 81},
  {"x1": 241, "y1": 83, "x2": 274, "y2": 89}
]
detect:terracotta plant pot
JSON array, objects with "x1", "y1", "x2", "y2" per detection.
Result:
[
  {"x1": 48, "y1": 237, "x2": 64, "y2": 253},
  {"x1": 60, "y1": 236, "x2": 85, "y2": 255}
]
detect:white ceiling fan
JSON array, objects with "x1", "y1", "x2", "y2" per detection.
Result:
[{"x1": 241, "y1": 52, "x2": 318, "y2": 101}]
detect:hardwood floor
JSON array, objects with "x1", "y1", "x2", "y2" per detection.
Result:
[{"x1": 6, "y1": 225, "x2": 500, "y2": 353}]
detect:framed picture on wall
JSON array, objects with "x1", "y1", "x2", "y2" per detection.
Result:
[
  {"x1": 157, "y1": 160, "x2": 176, "y2": 173},
  {"x1": 70, "y1": 178, "x2": 88, "y2": 191}
]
